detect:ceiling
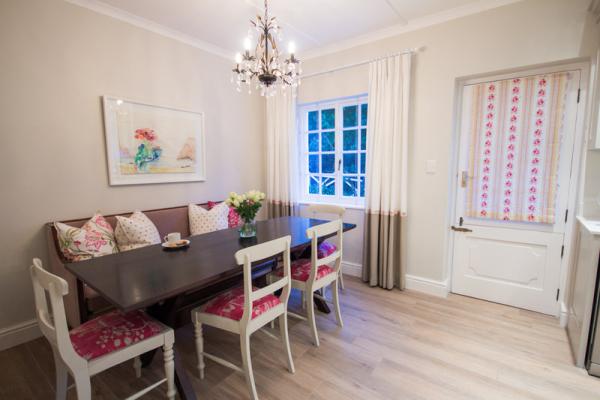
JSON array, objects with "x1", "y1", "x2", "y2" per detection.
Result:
[{"x1": 70, "y1": 0, "x2": 522, "y2": 58}]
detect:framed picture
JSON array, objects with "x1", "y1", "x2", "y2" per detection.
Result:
[{"x1": 102, "y1": 96, "x2": 206, "y2": 185}]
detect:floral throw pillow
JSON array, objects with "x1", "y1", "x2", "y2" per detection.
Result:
[
  {"x1": 189, "y1": 203, "x2": 229, "y2": 236},
  {"x1": 207, "y1": 201, "x2": 240, "y2": 228},
  {"x1": 54, "y1": 214, "x2": 118, "y2": 262},
  {"x1": 114, "y1": 211, "x2": 161, "y2": 252}
]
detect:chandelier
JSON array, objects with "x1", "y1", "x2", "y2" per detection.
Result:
[{"x1": 232, "y1": 0, "x2": 301, "y2": 96}]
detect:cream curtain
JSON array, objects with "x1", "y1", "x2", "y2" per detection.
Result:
[
  {"x1": 266, "y1": 91, "x2": 299, "y2": 218},
  {"x1": 362, "y1": 53, "x2": 411, "y2": 290}
]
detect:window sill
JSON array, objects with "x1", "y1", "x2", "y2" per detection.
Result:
[{"x1": 298, "y1": 200, "x2": 365, "y2": 211}]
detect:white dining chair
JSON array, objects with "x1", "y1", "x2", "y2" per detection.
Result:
[
  {"x1": 192, "y1": 236, "x2": 295, "y2": 400},
  {"x1": 30, "y1": 258, "x2": 176, "y2": 400},
  {"x1": 269, "y1": 219, "x2": 344, "y2": 347},
  {"x1": 306, "y1": 204, "x2": 346, "y2": 290}
]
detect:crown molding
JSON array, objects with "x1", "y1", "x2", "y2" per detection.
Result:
[
  {"x1": 302, "y1": 0, "x2": 524, "y2": 60},
  {"x1": 64, "y1": 0, "x2": 233, "y2": 60}
]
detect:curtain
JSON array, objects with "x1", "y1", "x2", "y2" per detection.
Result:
[
  {"x1": 464, "y1": 72, "x2": 572, "y2": 223},
  {"x1": 266, "y1": 91, "x2": 299, "y2": 218},
  {"x1": 362, "y1": 53, "x2": 411, "y2": 290}
]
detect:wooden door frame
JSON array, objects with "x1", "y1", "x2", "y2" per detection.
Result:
[{"x1": 444, "y1": 58, "x2": 591, "y2": 321}]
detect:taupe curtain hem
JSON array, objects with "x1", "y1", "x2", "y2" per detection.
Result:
[
  {"x1": 266, "y1": 201, "x2": 297, "y2": 219},
  {"x1": 362, "y1": 212, "x2": 404, "y2": 290}
]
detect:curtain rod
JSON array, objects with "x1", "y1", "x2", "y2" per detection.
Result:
[{"x1": 301, "y1": 47, "x2": 423, "y2": 80}]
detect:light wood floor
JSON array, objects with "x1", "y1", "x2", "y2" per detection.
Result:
[{"x1": 2, "y1": 277, "x2": 600, "y2": 399}]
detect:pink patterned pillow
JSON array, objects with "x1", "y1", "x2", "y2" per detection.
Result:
[
  {"x1": 54, "y1": 214, "x2": 118, "y2": 262},
  {"x1": 208, "y1": 201, "x2": 240, "y2": 228}
]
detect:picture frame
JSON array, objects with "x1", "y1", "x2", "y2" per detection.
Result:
[{"x1": 102, "y1": 96, "x2": 206, "y2": 185}]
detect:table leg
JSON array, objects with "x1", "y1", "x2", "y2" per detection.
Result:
[
  {"x1": 146, "y1": 296, "x2": 198, "y2": 400},
  {"x1": 314, "y1": 295, "x2": 331, "y2": 313},
  {"x1": 76, "y1": 279, "x2": 89, "y2": 324}
]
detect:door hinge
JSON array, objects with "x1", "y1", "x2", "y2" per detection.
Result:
[
  {"x1": 577, "y1": 88, "x2": 581, "y2": 103},
  {"x1": 565, "y1": 209, "x2": 568, "y2": 223},
  {"x1": 561, "y1": 245, "x2": 565, "y2": 258},
  {"x1": 556, "y1": 288, "x2": 560, "y2": 301}
]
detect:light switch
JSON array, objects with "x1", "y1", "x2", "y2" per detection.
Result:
[{"x1": 426, "y1": 159, "x2": 437, "y2": 174}]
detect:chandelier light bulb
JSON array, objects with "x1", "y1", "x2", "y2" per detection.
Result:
[
  {"x1": 288, "y1": 41, "x2": 296, "y2": 55},
  {"x1": 234, "y1": 52, "x2": 243, "y2": 64},
  {"x1": 243, "y1": 37, "x2": 252, "y2": 51}
]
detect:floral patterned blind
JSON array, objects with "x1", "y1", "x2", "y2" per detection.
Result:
[{"x1": 465, "y1": 72, "x2": 572, "y2": 224}]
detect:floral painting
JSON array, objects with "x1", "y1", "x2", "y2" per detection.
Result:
[{"x1": 103, "y1": 96, "x2": 205, "y2": 185}]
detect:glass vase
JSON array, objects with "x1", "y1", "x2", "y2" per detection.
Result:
[{"x1": 239, "y1": 219, "x2": 257, "y2": 238}]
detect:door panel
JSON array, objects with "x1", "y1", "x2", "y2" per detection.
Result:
[
  {"x1": 452, "y1": 226, "x2": 563, "y2": 314},
  {"x1": 451, "y1": 67, "x2": 581, "y2": 315}
]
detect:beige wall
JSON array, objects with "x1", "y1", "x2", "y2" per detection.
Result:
[
  {"x1": 299, "y1": 0, "x2": 590, "y2": 283},
  {"x1": 0, "y1": 0, "x2": 265, "y2": 331},
  {"x1": 579, "y1": 12, "x2": 600, "y2": 218}
]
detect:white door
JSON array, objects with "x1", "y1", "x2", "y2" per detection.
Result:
[{"x1": 451, "y1": 67, "x2": 582, "y2": 315}]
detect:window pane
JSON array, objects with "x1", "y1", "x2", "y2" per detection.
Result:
[
  {"x1": 360, "y1": 152, "x2": 366, "y2": 174},
  {"x1": 343, "y1": 175, "x2": 358, "y2": 197},
  {"x1": 309, "y1": 155, "x2": 319, "y2": 173},
  {"x1": 321, "y1": 154, "x2": 335, "y2": 173},
  {"x1": 309, "y1": 175, "x2": 319, "y2": 194},
  {"x1": 322, "y1": 177, "x2": 335, "y2": 196},
  {"x1": 343, "y1": 153, "x2": 357, "y2": 173},
  {"x1": 361, "y1": 103, "x2": 368, "y2": 126},
  {"x1": 360, "y1": 176, "x2": 365, "y2": 197},
  {"x1": 343, "y1": 130, "x2": 358, "y2": 151},
  {"x1": 343, "y1": 105, "x2": 358, "y2": 127},
  {"x1": 321, "y1": 108, "x2": 335, "y2": 129},
  {"x1": 308, "y1": 133, "x2": 319, "y2": 152},
  {"x1": 321, "y1": 131, "x2": 335, "y2": 151},
  {"x1": 308, "y1": 111, "x2": 318, "y2": 131},
  {"x1": 361, "y1": 128, "x2": 367, "y2": 150}
]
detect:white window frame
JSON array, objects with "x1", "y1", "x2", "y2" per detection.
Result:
[{"x1": 297, "y1": 94, "x2": 368, "y2": 208}]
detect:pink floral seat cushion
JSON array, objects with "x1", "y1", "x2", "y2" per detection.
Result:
[
  {"x1": 275, "y1": 258, "x2": 335, "y2": 282},
  {"x1": 317, "y1": 242, "x2": 337, "y2": 259},
  {"x1": 70, "y1": 310, "x2": 162, "y2": 361},
  {"x1": 208, "y1": 201, "x2": 240, "y2": 228},
  {"x1": 203, "y1": 286, "x2": 281, "y2": 321}
]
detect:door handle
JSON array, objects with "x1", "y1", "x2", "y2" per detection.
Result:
[{"x1": 451, "y1": 226, "x2": 472, "y2": 233}]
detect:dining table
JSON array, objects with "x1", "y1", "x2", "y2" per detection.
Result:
[{"x1": 66, "y1": 215, "x2": 356, "y2": 400}]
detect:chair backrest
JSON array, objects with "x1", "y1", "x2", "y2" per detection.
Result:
[
  {"x1": 307, "y1": 220, "x2": 343, "y2": 280},
  {"x1": 306, "y1": 204, "x2": 345, "y2": 218},
  {"x1": 234, "y1": 236, "x2": 292, "y2": 324},
  {"x1": 30, "y1": 259, "x2": 85, "y2": 367}
]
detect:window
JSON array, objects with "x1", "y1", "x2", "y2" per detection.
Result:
[{"x1": 298, "y1": 95, "x2": 368, "y2": 207}]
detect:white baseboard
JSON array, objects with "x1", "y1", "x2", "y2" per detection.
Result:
[
  {"x1": 0, "y1": 319, "x2": 41, "y2": 352},
  {"x1": 405, "y1": 274, "x2": 449, "y2": 298},
  {"x1": 341, "y1": 261, "x2": 362, "y2": 278}
]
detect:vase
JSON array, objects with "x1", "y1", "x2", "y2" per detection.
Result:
[{"x1": 239, "y1": 219, "x2": 257, "y2": 238}]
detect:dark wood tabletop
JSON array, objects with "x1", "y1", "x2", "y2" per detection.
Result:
[{"x1": 66, "y1": 216, "x2": 356, "y2": 314}]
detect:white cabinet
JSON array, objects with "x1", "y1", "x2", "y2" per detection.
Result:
[{"x1": 566, "y1": 217, "x2": 600, "y2": 366}]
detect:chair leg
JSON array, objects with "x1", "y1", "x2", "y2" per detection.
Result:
[
  {"x1": 240, "y1": 332, "x2": 259, "y2": 400},
  {"x1": 306, "y1": 290, "x2": 320, "y2": 347},
  {"x1": 194, "y1": 322, "x2": 205, "y2": 380},
  {"x1": 52, "y1": 349, "x2": 68, "y2": 400},
  {"x1": 339, "y1": 269, "x2": 345, "y2": 290},
  {"x1": 332, "y1": 279, "x2": 343, "y2": 328},
  {"x1": 163, "y1": 342, "x2": 176, "y2": 400},
  {"x1": 73, "y1": 374, "x2": 92, "y2": 400},
  {"x1": 133, "y1": 356, "x2": 142, "y2": 378},
  {"x1": 278, "y1": 314, "x2": 295, "y2": 374},
  {"x1": 301, "y1": 291, "x2": 306, "y2": 310}
]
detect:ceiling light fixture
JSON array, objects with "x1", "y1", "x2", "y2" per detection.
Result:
[{"x1": 232, "y1": 0, "x2": 301, "y2": 96}]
